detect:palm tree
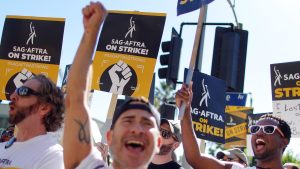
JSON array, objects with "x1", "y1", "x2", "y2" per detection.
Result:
[
  {"x1": 282, "y1": 150, "x2": 300, "y2": 166},
  {"x1": 154, "y1": 81, "x2": 175, "y2": 108}
]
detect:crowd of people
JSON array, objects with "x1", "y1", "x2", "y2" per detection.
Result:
[{"x1": 0, "y1": 1, "x2": 299, "y2": 169}]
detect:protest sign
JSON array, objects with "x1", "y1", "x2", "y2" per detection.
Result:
[
  {"x1": 0, "y1": 15, "x2": 65, "y2": 100},
  {"x1": 186, "y1": 69, "x2": 226, "y2": 143},
  {"x1": 271, "y1": 61, "x2": 300, "y2": 137},
  {"x1": 226, "y1": 92, "x2": 247, "y2": 106},
  {"x1": 177, "y1": 0, "x2": 214, "y2": 15},
  {"x1": 61, "y1": 64, "x2": 71, "y2": 94},
  {"x1": 224, "y1": 106, "x2": 253, "y2": 148},
  {"x1": 92, "y1": 11, "x2": 165, "y2": 98}
]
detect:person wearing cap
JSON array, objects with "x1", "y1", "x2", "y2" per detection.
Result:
[
  {"x1": 148, "y1": 118, "x2": 183, "y2": 169},
  {"x1": 216, "y1": 148, "x2": 248, "y2": 167},
  {"x1": 63, "y1": 2, "x2": 161, "y2": 169},
  {"x1": 175, "y1": 83, "x2": 291, "y2": 169}
]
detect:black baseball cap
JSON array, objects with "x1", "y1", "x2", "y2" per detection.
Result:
[{"x1": 110, "y1": 97, "x2": 160, "y2": 129}]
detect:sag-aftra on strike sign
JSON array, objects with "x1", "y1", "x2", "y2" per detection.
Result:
[{"x1": 0, "y1": 15, "x2": 65, "y2": 100}]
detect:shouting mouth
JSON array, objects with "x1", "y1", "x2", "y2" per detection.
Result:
[
  {"x1": 255, "y1": 138, "x2": 266, "y2": 152},
  {"x1": 9, "y1": 103, "x2": 15, "y2": 113},
  {"x1": 125, "y1": 140, "x2": 145, "y2": 153}
]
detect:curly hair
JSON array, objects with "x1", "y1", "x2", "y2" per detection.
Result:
[
  {"x1": 259, "y1": 114, "x2": 291, "y2": 141},
  {"x1": 33, "y1": 74, "x2": 65, "y2": 132}
]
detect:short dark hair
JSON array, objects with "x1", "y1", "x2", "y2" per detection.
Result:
[
  {"x1": 110, "y1": 97, "x2": 160, "y2": 129},
  {"x1": 33, "y1": 74, "x2": 65, "y2": 132},
  {"x1": 259, "y1": 114, "x2": 291, "y2": 142}
]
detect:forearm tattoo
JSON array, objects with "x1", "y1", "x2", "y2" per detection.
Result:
[{"x1": 74, "y1": 119, "x2": 90, "y2": 144}]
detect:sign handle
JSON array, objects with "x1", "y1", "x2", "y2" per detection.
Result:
[
  {"x1": 178, "y1": 5, "x2": 207, "y2": 120},
  {"x1": 107, "y1": 93, "x2": 118, "y2": 119}
]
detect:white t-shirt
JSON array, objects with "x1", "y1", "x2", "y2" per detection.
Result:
[
  {"x1": 0, "y1": 134, "x2": 64, "y2": 169},
  {"x1": 231, "y1": 164, "x2": 256, "y2": 169},
  {"x1": 76, "y1": 147, "x2": 108, "y2": 169},
  {"x1": 232, "y1": 164, "x2": 290, "y2": 169}
]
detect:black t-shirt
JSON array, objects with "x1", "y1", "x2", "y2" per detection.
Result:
[{"x1": 148, "y1": 161, "x2": 184, "y2": 169}]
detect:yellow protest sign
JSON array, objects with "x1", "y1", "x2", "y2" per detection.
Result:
[
  {"x1": 0, "y1": 15, "x2": 65, "y2": 100},
  {"x1": 91, "y1": 11, "x2": 166, "y2": 98}
]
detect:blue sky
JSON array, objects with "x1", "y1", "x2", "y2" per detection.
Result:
[{"x1": 0, "y1": 0, "x2": 299, "y2": 157}]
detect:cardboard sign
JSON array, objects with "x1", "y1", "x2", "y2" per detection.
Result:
[
  {"x1": 186, "y1": 69, "x2": 226, "y2": 144},
  {"x1": 271, "y1": 61, "x2": 300, "y2": 137},
  {"x1": 61, "y1": 64, "x2": 71, "y2": 94},
  {"x1": 224, "y1": 106, "x2": 253, "y2": 148},
  {"x1": 177, "y1": 0, "x2": 214, "y2": 15},
  {"x1": 0, "y1": 16, "x2": 65, "y2": 100},
  {"x1": 92, "y1": 11, "x2": 166, "y2": 98},
  {"x1": 226, "y1": 92, "x2": 247, "y2": 106}
]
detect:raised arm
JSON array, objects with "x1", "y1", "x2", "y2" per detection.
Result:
[
  {"x1": 176, "y1": 84, "x2": 235, "y2": 169},
  {"x1": 63, "y1": 2, "x2": 107, "y2": 169}
]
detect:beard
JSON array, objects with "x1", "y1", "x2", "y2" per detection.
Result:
[
  {"x1": 157, "y1": 143, "x2": 173, "y2": 155},
  {"x1": 8, "y1": 101, "x2": 38, "y2": 125},
  {"x1": 254, "y1": 151, "x2": 270, "y2": 161}
]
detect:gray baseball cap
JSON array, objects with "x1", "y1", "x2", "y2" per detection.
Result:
[
  {"x1": 161, "y1": 118, "x2": 182, "y2": 143},
  {"x1": 216, "y1": 148, "x2": 248, "y2": 166}
]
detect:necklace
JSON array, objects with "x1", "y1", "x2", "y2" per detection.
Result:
[{"x1": 5, "y1": 137, "x2": 16, "y2": 149}]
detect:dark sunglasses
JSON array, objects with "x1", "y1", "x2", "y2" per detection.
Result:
[
  {"x1": 249, "y1": 125, "x2": 284, "y2": 137},
  {"x1": 160, "y1": 128, "x2": 172, "y2": 139},
  {"x1": 16, "y1": 86, "x2": 41, "y2": 97},
  {"x1": 160, "y1": 128, "x2": 178, "y2": 141}
]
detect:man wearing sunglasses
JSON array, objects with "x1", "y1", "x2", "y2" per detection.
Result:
[
  {"x1": 216, "y1": 148, "x2": 248, "y2": 167},
  {"x1": 148, "y1": 118, "x2": 183, "y2": 169},
  {"x1": 175, "y1": 83, "x2": 291, "y2": 169},
  {"x1": 0, "y1": 74, "x2": 65, "y2": 169},
  {"x1": 63, "y1": 2, "x2": 162, "y2": 169}
]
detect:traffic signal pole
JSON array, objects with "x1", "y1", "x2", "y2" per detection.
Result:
[
  {"x1": 179, "y1": 22, "x2": 235, "y2": 38},
  {"x1": 177, "y1": 22, "x2": 234, "y2": 84}
]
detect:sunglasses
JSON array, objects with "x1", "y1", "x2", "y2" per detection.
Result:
[
  {"x1": 249, "y1": 125, "x2": 285, "y2": 137},
  {"x1": 16, "y1": 86, "x2": 41, "y2": 97},
  {"x1": 160, "y1": 128, "x2": 178, "y2": 141},
  {"x1": 220, "y1": 157, "x2": 240, "y2": 163}
]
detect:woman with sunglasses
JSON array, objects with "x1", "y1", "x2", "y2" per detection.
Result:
[{"x1": 175, "y1": 83, "x2": 291, "y2": 169}]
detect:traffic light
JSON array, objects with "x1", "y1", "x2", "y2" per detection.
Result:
[
  {"x1": 158, "y1": 28, "x2": 182, "y2": 89},
  {"x1": 211, "y1": 27, "x2": 248, "y2": 92}
]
